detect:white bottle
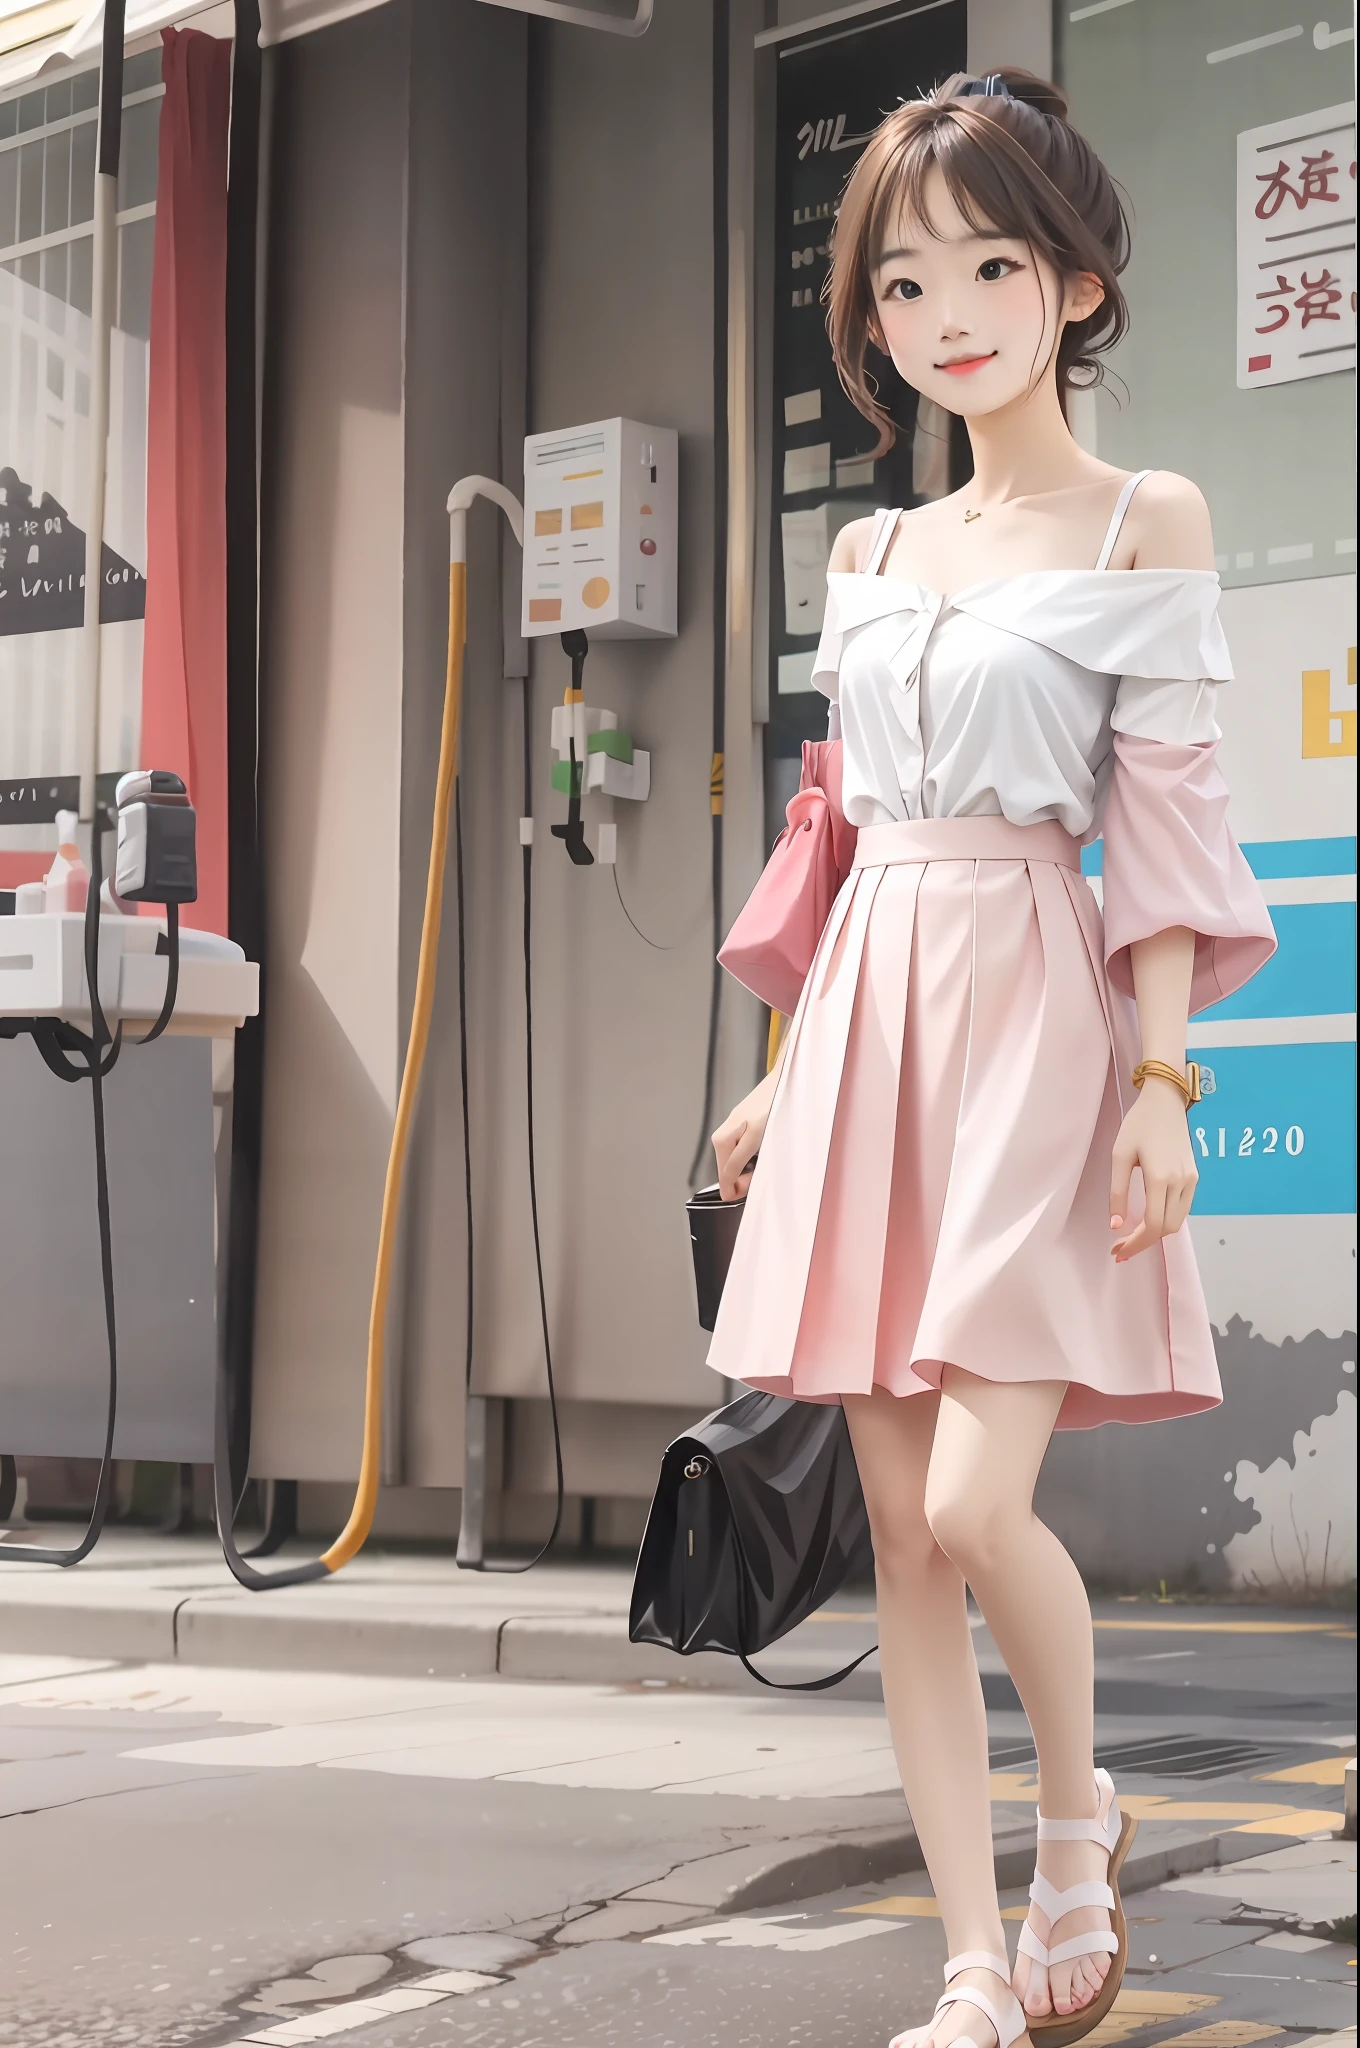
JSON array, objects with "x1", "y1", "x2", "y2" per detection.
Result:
[{"x1": 43, "y1": 809, "x2": 89, "y2": 914}]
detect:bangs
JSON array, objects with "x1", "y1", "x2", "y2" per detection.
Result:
[{"x1": 865, "y1": 117, "x2": 1048, "y2": 263}]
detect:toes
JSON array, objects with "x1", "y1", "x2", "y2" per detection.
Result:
[
  {"x1": 1050, "y1": 1966, "x2": 1079, "y2": 2014},
  {"x1": 1062, "y1": 1958, "x2": 1102, "y2": 2011},
  {"x1": 1022, "y1": 1969, "x2": 1053, "y2": 2019}
]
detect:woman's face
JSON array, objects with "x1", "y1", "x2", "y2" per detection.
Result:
[{"x1": 871, "y1": 166, "x2": 1101, "y2": 418}]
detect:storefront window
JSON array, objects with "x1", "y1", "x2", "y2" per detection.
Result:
[
  {"x1": 1061, "y1": 0, "x2": 1355, "y2": 591},
  {"x1": 0, "y1": 47, "x2": 160, "y2": 837}
]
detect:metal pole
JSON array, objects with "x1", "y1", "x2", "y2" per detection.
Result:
[{"x1": 78, "y1": 0, "x2": 127, "y2": 826}]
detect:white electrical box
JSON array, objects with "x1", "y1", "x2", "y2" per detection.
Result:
[{"x1": 521, "y1": 417, "x2": 677, "y2": 641}]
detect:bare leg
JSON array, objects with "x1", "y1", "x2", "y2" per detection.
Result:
[
  {"x1": 924, "y1": 1370, "x2": 1112, "y2": 2022},
  {"x1": 843, "y1": 1388, "x2": 1009, "y2": 2048}
]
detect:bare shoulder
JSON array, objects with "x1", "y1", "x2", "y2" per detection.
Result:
[
  {"x1": 829, "y1": 515, "x2": 878, "y2": 574},
  {"x1": 1125, "y1": 470, "x2": 1215, "y2": 571}
]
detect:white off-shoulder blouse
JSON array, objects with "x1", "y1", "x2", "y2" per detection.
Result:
[
  {"x1": 807, "y1": 479, "x2": 1276, "y2": 1017},
  {"x1": 813, "y1": 486, "x2": 1232, "y2": 839}
]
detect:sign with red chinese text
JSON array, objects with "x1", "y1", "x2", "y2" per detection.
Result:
[{"x1": 1237, "y1": 101, "x2": 1356, "y2": 390}]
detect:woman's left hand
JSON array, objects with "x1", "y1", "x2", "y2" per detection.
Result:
[{"x1": 1109, "y1": 1076, "x2": 1198, "y2": 1261}]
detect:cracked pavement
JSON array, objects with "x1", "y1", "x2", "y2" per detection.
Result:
[{"x1": 0, "y1": 1606, "x2": 1353, "y2": 2047}]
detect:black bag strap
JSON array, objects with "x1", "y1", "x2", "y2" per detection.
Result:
[
  {"x1": 736, "y1": 1642, "x2": 879, "y2": 1692},
  {"x1": 728, "y1": 1492, "x2": 878, "y2": 1693}
]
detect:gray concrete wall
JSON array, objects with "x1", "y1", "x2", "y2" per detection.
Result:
[
  {"x1": 251, "y1": 0, "x2": 741, "y2": 1497},
  {"x1": 252, "y1": 3, "x2": 412, "y2": 1480}
]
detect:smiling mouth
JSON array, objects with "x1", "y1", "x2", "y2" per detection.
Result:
[{"x1": 936, "y1": 352, "x2": 997, "y2": 375}]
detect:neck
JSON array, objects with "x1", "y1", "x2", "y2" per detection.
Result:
[{"x1": 962, "y1": 374, "x2": 1092, "y2": 504}]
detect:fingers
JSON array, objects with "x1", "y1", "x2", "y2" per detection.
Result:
[
  {"x1": 729, "y1": 1121, "x2": 762, "y2": 1197},
  {"x1": 1109, "y1": 1143, "x2": 1135, "y2": 1234},
  {"x1": 712, "y1": 1117, "x2": 757, "y2": 1202},
  {"x1": 1112, "y1": 1173, "x2": 1198, "y2": 1259},
  {"x1": 1142, "y1": 1174, "x2": 1168, "y2": 1244}
]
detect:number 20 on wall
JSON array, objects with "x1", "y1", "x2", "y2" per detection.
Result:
[{"x1": 1193, "y1": 1125, "x2": 1306, "y2": 1159}]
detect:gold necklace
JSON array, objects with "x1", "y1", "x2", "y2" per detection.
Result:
[{"x1": 963, "y1": 509, "x2": 982, "y2": 522}]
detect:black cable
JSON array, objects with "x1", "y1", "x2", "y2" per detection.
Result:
[
  {"x1": 550, "y1": 631, "x2": 593, "y2": 867},
  {"x1": 132, "y1": 903, "x2": 179, "y2": 1045},
  {"x1": 223, "y1": 0, "x2": 268, "y2": 1519},
  {"x1": 611, "y1": 867, "x2": 703, "y2": 952},
  {"x1": 687, "y1": 0, "x2": 731, "y2": 1187},
  {"x1": 461, "y1": 675, "x2": 563, "y2": 1572}
]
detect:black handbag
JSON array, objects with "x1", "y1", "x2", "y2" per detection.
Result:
[
  {"x1": 628, "y1": 1390, "x2": 877, "y2": 1689},
  {"x1": 629, "y1": 1180, "x2": 877, "y2": 1691}
]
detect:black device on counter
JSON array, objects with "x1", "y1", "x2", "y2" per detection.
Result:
[{"x1": 114, "y1": 770, "x2": 198, "y2": 904}]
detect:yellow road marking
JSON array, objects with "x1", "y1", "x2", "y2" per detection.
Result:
[
  {"x1": 1119, "y1": 1797, "x2": 1302, "y2": 1822},
  {"x1": 1080, "y1": 1991, "x2": 1221, "y2": 2045},
  {"x1": 1091, "y1": 1619, "x2": 1344, "y2": 1635},
  {"x1": 989, "y1": 1781, "x2": 1341, "y2": 1834},
  {"x1": 1157, "y1": 2027, "x2": 1280, "y2": 2048},
  {"x1": 1116, "y1": 1994, "x2": 1220, "y2": 2016},
  {"x1": 841, "y1": 1896, "x2": 1027, "y2": 1920},
  {"x1": 1231, "y1": 1808, "x2": 1344, "y2": 1835},
  {"x1": 809, "y1": 1615, "x2": 1349, "y2": 1633},
  {"x1": 990, "y1": 1771, "x2": 1040, "y2": 1798},
  {"x1": 1056, "y1": 2013, "x2": 1147, "y2": 2044},
  {"x1": 1257, "y1": 1755, "x2": 1353, "y2": 1786}
]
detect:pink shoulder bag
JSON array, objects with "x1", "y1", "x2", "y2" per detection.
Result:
[{"x1": 717, "y1": 738, "x2": 857, "y2": 1018}]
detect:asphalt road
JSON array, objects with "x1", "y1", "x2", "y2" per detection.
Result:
[
  {"x1": 1, "y1": 1604, "x2": 1353, "y2": 2048},
  {"x1": 311, "y1": 1839, "x2": 1358, "y2": 2048}
]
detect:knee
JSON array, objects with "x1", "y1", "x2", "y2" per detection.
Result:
[
  {"x1": 865, "y1": 1498, "x2": 950, "y2": 1593},
  {"x1": 924, "y1": 1479, "x2": 1019, "y2": 1579}
]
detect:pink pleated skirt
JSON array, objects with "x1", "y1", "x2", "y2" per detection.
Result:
[{"x1": 708, "y1": 816, "x2": 1222, "y2": 1430}]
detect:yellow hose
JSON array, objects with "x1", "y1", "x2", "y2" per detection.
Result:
[{"x1": 321, "y1": 561, "x2": 467, "y2": 1571}]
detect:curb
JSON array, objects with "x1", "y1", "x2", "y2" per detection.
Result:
[
  {"x1": 0, "y1": 1589, "x2": 864, "y2": 1690},
  {"x1": 617, "y1": 1812, "x2": 1311, "y2": 1929}
]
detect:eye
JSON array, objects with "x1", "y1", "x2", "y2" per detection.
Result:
[
  {"x1": 883, "y1": 276, "x2": 922, "y2": 302},
  {"x1": 977, "y1": 256, "x2": 1020, "y2": 283}
]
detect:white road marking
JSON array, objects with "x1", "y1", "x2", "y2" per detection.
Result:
[
  {"x1": 649, "y1": 1911, "x2": 908, "y2": 1952},
  {"x1": 114, "y1": 1677, "x2": 898, "y2": 1797}
]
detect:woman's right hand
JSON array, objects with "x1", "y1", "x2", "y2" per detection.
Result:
[{"x1": 711, "y1": 1064, "x2": 781, "y2": 1201}]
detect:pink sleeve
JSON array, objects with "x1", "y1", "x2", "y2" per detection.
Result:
[{"x1": 1100, "y1": 732, "x2": 1276, "y2": 1016}]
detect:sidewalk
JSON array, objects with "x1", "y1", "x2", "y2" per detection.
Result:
[
  {"x1": 0, "y1": 1528, "x2": 1355, "y2": 1707},
  {"x1": 2, "y1": 1528, "x2": 1353, "y2": 1923}
]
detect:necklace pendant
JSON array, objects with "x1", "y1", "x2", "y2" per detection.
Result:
[{"x1": 963, "y1": 509, "x2": 982, "y2": 523}]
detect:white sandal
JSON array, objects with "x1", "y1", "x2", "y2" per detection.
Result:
[
  {"x1": 890, "y1": 1950, "x2": 1027, "y2": 2048},
  {"x1": 1019, "y1": 1768, "x2": 1137, "y2": 2048}
]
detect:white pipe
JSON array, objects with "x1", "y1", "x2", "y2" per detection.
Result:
[
  {"x1": 447, "y1": 475, "x2": 524, "y2": 567},
  {"x1": 78, "y1": 167, "x2": 118, "y2": 826},
  {"x1": 258, "y1": 0, "x2": 650, "y2": 48},
  {"x1": 475, "y1": 0, "x2": 651, "y2": 32}
]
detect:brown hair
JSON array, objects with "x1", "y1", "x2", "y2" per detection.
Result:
[{"x1": 826, "y1": 68, "x2": 1130, "y2": 451}]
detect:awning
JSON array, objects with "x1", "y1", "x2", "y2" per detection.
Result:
[
  {"x1": 255, "y1": 0, "x2": 650, "y2": 44},
  {"x1": 1, "y1": 0, "x2": 229, "y2": 90},
  {"x1": 1, "y1": 0, "x2": 650, "y2": 82}
]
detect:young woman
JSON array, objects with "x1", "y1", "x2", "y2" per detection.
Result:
[{"x1": 709, "y1": 70, "x2": 1275, "y2": 2048}]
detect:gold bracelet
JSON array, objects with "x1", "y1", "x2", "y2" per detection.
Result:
[{"x1": 1132, "y1": 1059, "x2": 1202, "y2": 1108}]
